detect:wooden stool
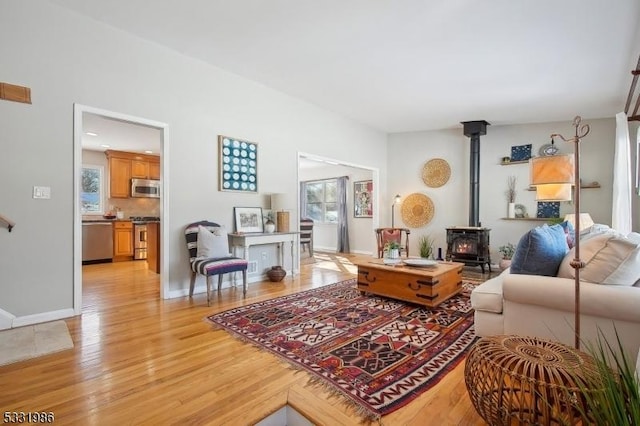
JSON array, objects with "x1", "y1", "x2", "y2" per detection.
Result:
[{"x1": 464, "y1": 335, "x2": 600, "y2": 425}]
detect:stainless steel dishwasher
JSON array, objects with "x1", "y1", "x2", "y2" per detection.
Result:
[{"x1": 82, "y1": 222, "x2": 114, "y2": 263}]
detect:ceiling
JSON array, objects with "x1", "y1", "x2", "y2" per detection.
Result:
[
  {"x1": 82, "y1": 112, "x2": 161, "y2": 153},
  {"x1": 56, "y1": 0, "x2": 640, "y2": 134}
]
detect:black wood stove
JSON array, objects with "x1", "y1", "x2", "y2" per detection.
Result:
[{"x1": 446, "y1": 120, "x2": 492, "y2": 272}]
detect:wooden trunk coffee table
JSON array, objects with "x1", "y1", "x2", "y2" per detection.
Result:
[{"x1": 353, "y1": 258, "x2": 465, "y2": 307}]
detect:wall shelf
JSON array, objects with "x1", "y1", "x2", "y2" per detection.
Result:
[
  {"x1": 524, "y1": 182, "x2": 601, "y2": 191},
  {"x1": 501, "y1": 217, "x2": 556, "y2": 221},
  {"x1": 499, "y1": 160, "x2": 529, "y2": 165}
]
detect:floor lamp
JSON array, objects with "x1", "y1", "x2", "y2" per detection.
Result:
[
  {"x1": 531, "y1": 116, "x2": 590, "y2": 349},
  {"x1": 391, "y1": 194, "x2": 401, "y2": 227}
]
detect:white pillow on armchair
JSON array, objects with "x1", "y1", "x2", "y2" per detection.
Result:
[{"x1": 196, "y1": 225, "x2": 231, "y2": 258}]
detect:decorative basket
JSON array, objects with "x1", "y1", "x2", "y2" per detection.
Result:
[
  {"x1": 266, "y1": 266, "x2": 286, "y2": 282},
  {"x1": 422, "y1": 158, "x2": 451, "y2": 188},
  {"x1": 400, "y1": 193, "x2": 434, "y2": 228}
]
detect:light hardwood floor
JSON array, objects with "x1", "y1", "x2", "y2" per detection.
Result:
[{"x1": 0, "y1": 253, "x2": 493, "y2": 425}]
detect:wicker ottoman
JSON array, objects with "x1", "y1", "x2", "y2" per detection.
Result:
[{"x1": 464, "y1": 335, "x2": 599, "y2": 425}]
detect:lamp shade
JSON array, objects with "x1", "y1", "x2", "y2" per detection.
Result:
[
  {"x1": 530, "y1": 155, "x2": 575, "y2": 186},
  {"x1": 564, "y1": 213, "x2": 594, "y2": 231},
  {"x1": 535, "y1": 184, "x2": 573, "y2": 201}
]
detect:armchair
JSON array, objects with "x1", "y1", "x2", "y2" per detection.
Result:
[
  {"x1": 375, "y1": 227, "x2": 410, "y2": 258},
  {"x1": 184, "y1": 221, "x2": 248, "y2": 306}
]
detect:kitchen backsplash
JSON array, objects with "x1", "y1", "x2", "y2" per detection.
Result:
[{"x1": 107, "y1": 197, "x2": 160, "y2": 218}]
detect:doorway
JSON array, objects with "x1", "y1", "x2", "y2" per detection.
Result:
[
  {"x1": 73, "y1": 104, "x2": 169, "y2": 314},
  {"x1": 297, "y1": 152, "x2": 380, "y2": 257}
]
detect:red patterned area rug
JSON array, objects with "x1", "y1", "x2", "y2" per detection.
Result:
[{"x1": 206, "y1": 278, "x2": 480, "y2": 420}]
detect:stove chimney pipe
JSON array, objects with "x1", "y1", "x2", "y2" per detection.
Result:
[{"x1": 461, "y1": 120, "x2": 490, "y2": 227}]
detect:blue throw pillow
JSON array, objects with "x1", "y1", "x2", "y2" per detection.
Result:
[{"x1": 511, "y1": 224, "x2": 569, "y2": 276}]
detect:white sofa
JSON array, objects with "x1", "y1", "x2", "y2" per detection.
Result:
[{"x1": 472, "y1": 267, "x2": 640, "y2": 363}]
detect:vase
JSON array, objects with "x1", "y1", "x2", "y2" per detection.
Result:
[
  {"x1": 387, "y1": 248, "x2": 400, "y2": 259},
  {"x1": 265, "y1": 221, "x2": 276, "y2": 233},
  {"x1": 507, "y1": 202, "x2": 516, "y2": 218},
  {"x1": 499, "y1": 258, "x2": 512, "y2": 271},
  {"x1": 266, "y1": 266, "x2": 286, "y2": 282}
]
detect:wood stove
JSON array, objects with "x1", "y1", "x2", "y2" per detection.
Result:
[
  {"x1": 445, "y1": 120, "x2": 492, "y2": 272},
  {"x1": 446, "y1": 227, "x2": 491, "y2": 272}
]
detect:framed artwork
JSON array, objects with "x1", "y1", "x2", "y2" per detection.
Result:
[
  {"x1": 234, "y1": 207, "x2": 264, "y2": 233},
  {"x1": 219, "y1": 135, "x2": 258, "y2": 192},
  {"x1": 354, "y1": 180, "x2": 373, "y2": 218},
  {"x1": 510, "y1": 144, "x2": 532, "y2": 161},
  {"x1": 536, "y1": 201, "x2": 560, "y2": 218}
]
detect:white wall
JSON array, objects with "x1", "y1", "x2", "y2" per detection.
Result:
[
  {"x1": 299, "y1": 163, "x2": 375, "y2": 255},
  {"x1": 388, "y1": 118, "x2": 618, "y2": 262},
  {"x1": 0, "y1": 1, "x2": 387, "y2": 320}
]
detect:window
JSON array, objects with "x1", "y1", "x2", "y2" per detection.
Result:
[
  {"x1": 305, "y1": 179, "x2": 337, "y2": 223},
  {"x1": 81, "y1": 164, "x2": 104, "y2": 214}
]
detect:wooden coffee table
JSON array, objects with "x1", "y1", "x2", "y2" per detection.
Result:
[{"x1": 353, "y1": 258, "x2": 465, "y2": 307}]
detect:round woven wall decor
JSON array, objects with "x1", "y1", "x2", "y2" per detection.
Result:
[
  {"x1": 400, "y1": 193, "x2": 434, "y2": 227},
  {"x1": 422, "y1": 158, "x2": 451, "y2": 188}
]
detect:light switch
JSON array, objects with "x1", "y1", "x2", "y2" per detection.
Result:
[{"x1": 33, "y1": 186, "x2": 51, "y2": 199}]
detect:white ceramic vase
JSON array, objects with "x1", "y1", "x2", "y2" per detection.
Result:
[
  {"x1": 507, "y1": 202, "x2": 516, "y2": 218},
  {"x1": 265, "y1": 221, "x2": 276, "y2": 233},
  {"x1": 388, "y1": 248, "x2": 400, "y2": 259}
]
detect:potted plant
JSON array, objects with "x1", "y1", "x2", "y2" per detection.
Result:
[
  {"x1": 560, "y1": 330, "x2": 640, "y2": 425},
  {"x1": 418, "y1": 235, "x2": 433, "y2": 259},
  {"x1": 498, "y1": 243, "x2": 515, "y2": 270},
  {"x1": 384, "y1": 241, "x2": 400, "y2": 259},
  {"x1": 264, "y1": 211, "x2": 276, "y2": 233}
]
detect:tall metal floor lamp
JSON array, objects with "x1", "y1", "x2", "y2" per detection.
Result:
[
  {"x1": 531, "y1": 116, "x2": 590, "y2": 349},
  {"x1": 391, "y1": 194, "x2": 401, "y2": 227}
]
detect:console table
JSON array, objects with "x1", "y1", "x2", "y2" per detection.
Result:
[{"x1": 228, "y1": 232, "x2": 297, "y2": 280}]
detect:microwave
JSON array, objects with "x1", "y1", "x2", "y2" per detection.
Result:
[{"x1": 131, "y1": 178, "x2": 161, "y2": 198}]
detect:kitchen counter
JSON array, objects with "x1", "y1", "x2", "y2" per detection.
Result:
[{"x1": 82, "y1": 217, "x2": 128, "y2": 223}]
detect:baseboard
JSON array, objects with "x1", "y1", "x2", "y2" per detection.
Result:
[
  {"x1": 0, "y1": 308, "x2": 16, "y2": 330},
  {"x1": 167, "y1": 270, "x2": 296, "y2": 299},
  {"x1": 313, "y1": 246, "x2": 335, "y2": 252},
  {"x1": 350, "y1": 249, "x2": 373, "y2": 256},
  {"x1": 11, "y1": 308, "x2": 76, "y2": 328}
]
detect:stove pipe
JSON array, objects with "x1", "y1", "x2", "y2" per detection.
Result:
[{"x1": 461, "y1": 120, "x2": 490, "y2": 227}]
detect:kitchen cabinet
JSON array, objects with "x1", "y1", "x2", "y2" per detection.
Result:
[
  {"x1": 149, "y1": 161, "x2": 160, "y2": 179},
  {"x1": 106, "y1": 150, "x2": 160, "y2": 198},
  {"x1": 131, "y1": 159, "x2": 150, "y2": 179},
  {"x1": 109, "y1": 157, "x2": 131, "y2": 198},
  {"x1": 113, "y1": 221, "x2": 133, "y2": 261}
]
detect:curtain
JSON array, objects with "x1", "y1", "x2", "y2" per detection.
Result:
[
  {"x1": 612, "y1": 112, "x2": 632, "y2": 234},
  {"x1": 336, "y1": 176, "x2": 350, "y2": 253},
  {"x1": 299, "y1": 181, "x2": 308, "y2": 219}
]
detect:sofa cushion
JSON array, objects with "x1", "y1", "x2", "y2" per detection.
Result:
[
  {"x1": 510, "y1": 224, "x2": 569, "y2": 276},
  {"x1": 470, "y1": 271, "x2": 505, "y2": 314},
  {"x1": 557, "y1": 233, "x2": 640, "y2": 286}
]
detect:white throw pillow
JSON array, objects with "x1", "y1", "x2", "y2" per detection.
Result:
[
  {"x1": 557, "y1": 233, "x2": 640, "y2": 286},
  {"x1": 196, "y1": 225, "x2": 231, "y2": 258}
]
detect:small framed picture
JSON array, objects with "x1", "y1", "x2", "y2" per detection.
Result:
[
  {"x1": 234, "y1": 207, "x2": 264, "y2": 233},
  {"x1": 354, "y1": 180, "x2": 373, "y2": 218}
]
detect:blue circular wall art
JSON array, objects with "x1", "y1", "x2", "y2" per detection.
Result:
[{"x1": 219, "y1": 135, "x2": 258, "y2": 192}]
